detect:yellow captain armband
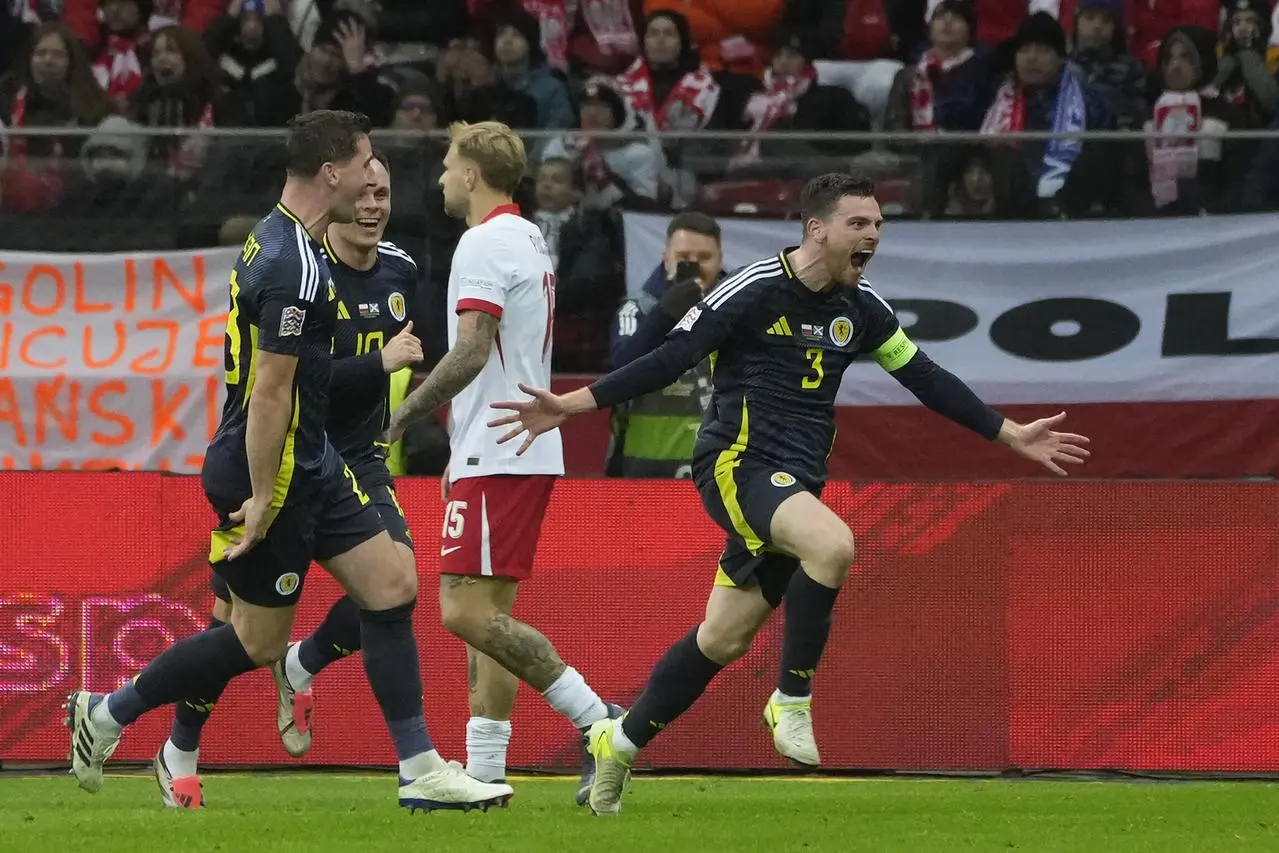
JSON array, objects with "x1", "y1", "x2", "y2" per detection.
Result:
[{"x1": 871, "y1": 327, "x2": 919, "y2": 372}]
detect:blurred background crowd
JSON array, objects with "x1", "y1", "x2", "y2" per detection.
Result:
[{"x1": 2, "y1": 0, "x2": 1278, "y2": 373}]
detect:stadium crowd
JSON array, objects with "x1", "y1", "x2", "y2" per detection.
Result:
[{"x1": 1, "y1": 0, "x2": 1278, "y2": 372}]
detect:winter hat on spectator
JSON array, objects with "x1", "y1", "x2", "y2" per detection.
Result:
[
  {"x1": 81, "y1": 115, "x2": 148, "y2": 177},
  {"x1": 772, "y1": 26, "x2": 820, "y2": 62},
  {"x1": 99, "y1": 0, "x2": 155, "y2": 24},
  {"x1": 314, "y1": 0, "x2": 377, "y2": 47},
  {"x1": 931, "y1": 0, "x2": 978, "y2": 38},
  {"x1": 242, "y1": 0, "x2": 266, "y2": 13},
  {"x1": 1156, "y1": 25, "x2": 1217, "y2": 88},
  {"x1": 491, "y1": 7, "x2": 547, "y2": 66},
  {"x1": 392, "y1": 69, "x2": 443, "y2": 110},
  {"x1": 1009, "y1": 11, "x2": 1067, "y2": 56},
  {"x1": 579, "y1": 76, "x2": 629, "y2": 129}
]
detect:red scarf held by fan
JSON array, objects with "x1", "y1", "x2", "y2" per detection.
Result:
[
  {"x1": 2, "y1": 85, "x2": 66, "y2": 212},
  {"x1": 618, "y1": 58, "x2": 721, "y2": 131},
  {"x1": 471, "y1": 0, "x2": 639, "y2": 72},
  {"x1": 909, "y1": 47, "x2": 975, "y2": 131},
  {"x1": 730, "y1": 65, "x2": 817, "y2": 169},
  {"x1": 1146, "y1": 90, "x2": 1202, "y2": 209},
  {"x1": 92, "y1": 34, "x2": 147, "y2": 103}
]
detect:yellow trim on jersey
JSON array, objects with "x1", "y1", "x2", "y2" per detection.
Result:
[
  {"x1": 271, "y1": 387, "x2": 301, "y2": 509},
  {"x1": 713, "y1": 398, "x2": 765, "y2": 556},
  {"x1": 766, "y1": 317, "x2": 793, "y2": 337},
  {"x1": 713, "y1": 564, "x2": 738, "y2": 588},
  {"x1": 386, "y1": 367, "x2": 412, "y2": 476},
  {"x1": 242, "y1": 324, "x2": 261, "y2": 407},
  {"x1": 275, "y1": 203, "x2": 305, "y2": 227},
  {"x1": 709, "y1": 351, "x2": 718, "y2": 375},
  {"x1": 209, "y1": 526, "x2": 240, "y2": 564},
  {"x1": 225, "y1": 271, "x2": 244, "y2": 385},
  {"x1": 777, "y1": 251, "x2": 794, "y2": 278},
  {"x1": 337, "y1": 300, "x2": 351, "y2": 320},
  {"x1": 872, "y1": 327, "x2": 919, "y2": 372}
]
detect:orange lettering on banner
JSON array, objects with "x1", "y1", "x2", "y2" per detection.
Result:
[
  {"x1": 153, "y1": 256, "x2": 206, "y2": 314},
  {"x1": 130, "y1": 320, "x2": 179, "y2": 374},
  {"x1": 151, "y1": 380, "x2": 188, "y2": 446},
  {"x1": 195, "y1": 314, "x2": 226, "y2": 368},
  {"x1": 20, "y1": 326, "x2": 67, "y2": 369},
  {"x1": 0, "y1": 323, "x2": 10, "y2": 370},
  {"x1": 88, "y1": 380, "x2": 134, "y2": 446},
  {"x1": 23, "y1": 265, "x2": 66, "y2": 317},
  {"x1": 83, "y1": 321, "x2": 128, "y2": 369},
  {"x1": 185, "y1": 453, "x2": 206, "y2": 469},
  {"x1": 123, "y1": 258, "x2": 138, "y2": 314},
  {"x1": 0, "y1": 379, "x2": 27, "y2": 446},
  {"x1": 0, "y1": 262, "x2": 10, "y2": 314},
  {"x1": 73, "y1": 263, "x2": 111, "y2": 313},
  {"x1": 81, "y1": 458, "x2": 128, "y2": 471},
  {"x1": 34, "y1": 376, "x2": 77, "y2": 444}
]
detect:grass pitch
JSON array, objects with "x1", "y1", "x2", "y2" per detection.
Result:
[{"x1": 1, "y1": 772, "x2": 1276, "y2": 852}]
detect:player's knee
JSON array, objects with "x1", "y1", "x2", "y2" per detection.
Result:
[
  {"x1": 695, "y1": 621, "x2": 755, "y2": 665},
  {"x1": 364, "y1": 564, "x2": 417, "y2": 610},
  {"x1": 806, "y1": 529, "x2": 856, "y2": 584},
  {"x1": 234, "y1": 626, "x2": 289, "y2": 667},
  {"x1": 438, "y1": 583, "x2": 486, "y2": 642}
]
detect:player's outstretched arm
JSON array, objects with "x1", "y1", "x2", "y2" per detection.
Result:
[
  {"x1": 882, "y1": 345, "x2": 1091, "y2": 476},
  {"x1": 383, "y1": 311, "x2": 497, "y2": 442},
  {"x1": 488, "y1": 318, "x2": 710, "y2": 456}
]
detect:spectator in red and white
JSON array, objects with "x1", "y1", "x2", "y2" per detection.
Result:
[
  {"x1": 1212, "y1": 0, "x2": 1279, "y2": 128},
  {"x1": 886, "y1": 0, "x2": 992, "y2": 133},
  {"x1": 64, "y1": 0, "x2": 223, "y2": 52},
  {"x1": 618, "y1": 10, "x2": 722, "y2": 132},
  {"x1": 542, "y1": 76, "x2": 664, "y2": 208},
  {"x1": 643, "y1": 0, "x2": 785, "y2": 75},
  {"x1": 784, "y1": 0, "x2": 925, "y2": 125},
  {"x1": 1110, "y1": 0, "x2": 1218, "y2": 69},
  {"x1": 470, "y1": 0, "x2": 643, "y2": 76},
  {"x1": 129, "y1": 24, "x2": 220, "y2": 184},
  {"x1": 293, "y1": 10, "x2": 396, "y2": 125},
  {"x1": 1143, "y1": 25, "x2": 1242, "y2": 213},
  {"x1": 1068, "y1": 0, "x2": 1147, "y2": 129},
  {"x1": 206, "y1": 0, "x2": 305, "y2": 126},
  {"x1": 491, "y1": 7, "x2": 576, "y2": 128},
  {"x1": 436, "y1": 33, "x2": 539, "y2": 127},
  {"x1": 732, "y1": 28, "x2": 871, "y2": 172},
  {"x1": 980, "y1": 12, "x2": 1116, "y2": 217},
  {"x1": 84, "y1": 0, "x2": 155, "y2": 109},
  {"x1": 0, "y1": 21, "x2": 115, "y2": 213}
]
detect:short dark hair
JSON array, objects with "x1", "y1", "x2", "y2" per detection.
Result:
[
  {"x1": 666, "y1": 211, "x2": 721, "y2": 244},
  {"x1": 371, "y1": 147, "x2": 390, "y2": 177},
  {"x1": 284, "y1": 110, "x2": 372, "y2": 178},
  {"x1": 539, "y1": 156, "x2": 584, "y2": 191},
  {"x1": 799, "y1": 172, "x2": 876, "y2": 224}
]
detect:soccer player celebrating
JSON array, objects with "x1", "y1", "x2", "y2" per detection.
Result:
[
  {"x1": 488, "y1": 173, "x2": 1092, "y2": 815},
  {"x1": 65, "y1": 110, "x2": 511, "y2": 813},
  {"x1": 384, "y1": 120, "x2": 620, "y2": 803},
  {"x1": 151, "y1": 152, "x2": 429, "y2": 806}
]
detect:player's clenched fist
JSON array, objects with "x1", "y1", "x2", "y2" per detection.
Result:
[{"x1": 381, "y1": 320, "x2": 423, "y2": 372}]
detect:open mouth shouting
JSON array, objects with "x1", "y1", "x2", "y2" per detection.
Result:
[
  {"x1": 850, "y1": 247, "x2": 875, "y2": 267},
  {"x1": 356, "y1": 216, "x2": 382, "y2": 237}
]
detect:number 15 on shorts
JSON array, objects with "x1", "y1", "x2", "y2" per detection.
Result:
[{"x1": 441, "y1": 500, "x2": 466, "y2": 556}]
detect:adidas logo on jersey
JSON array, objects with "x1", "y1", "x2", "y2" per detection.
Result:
[{"x1": 766, "y1": 317, "x2": 793, "y2": 336}]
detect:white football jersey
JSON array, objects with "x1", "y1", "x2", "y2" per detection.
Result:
[{"x1": 446, "y1": 204, "x2": 564, "y2": 481}]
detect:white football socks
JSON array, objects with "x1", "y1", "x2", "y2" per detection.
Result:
[
  {"x1": 163, "y1": 739, "x2": 199, "y2": 779},
  {"x1": 611, "y1": 723, "x2": 639, "y2": 756},
  {"x1": 542, "y1": 666, "x2": 607, "y2": 729},
  {"x1": 399, "y1": 749, "x2": 446, "y2": 780},
  {"x1": 89, "y1": 698, "x2": 122, "y2": 735},
  {"x1": 284, "y1": 643, "x2": 314, "y2": 693},
  {"x1": 465, "y1": 717, "x2": 512, "y2": 783}
]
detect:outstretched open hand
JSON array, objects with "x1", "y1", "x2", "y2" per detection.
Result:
[
  {"x1": 487, "y1": 383, "x2": 568, "y2": 456},
  {"x1": 1005, "y1": 412, "x2": 1091, "y2": 476}
]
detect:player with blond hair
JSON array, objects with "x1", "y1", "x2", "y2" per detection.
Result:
[{"x1": 385, "y1": 121, "x2": 621, "y2": 803}]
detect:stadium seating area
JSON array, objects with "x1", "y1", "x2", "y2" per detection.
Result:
[{"x1": 2, "y1": 0, "x2": 1279, "y2": 370}]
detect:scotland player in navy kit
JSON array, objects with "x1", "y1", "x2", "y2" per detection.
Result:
[
  {"x1": 161, "y1": 153, "x2": 428, "y2": 791},
  {"x1": 64, "y1": 111, "x2": 510, "y2": 813},
  {"x1": 490, "y1": 173, "x2": 1092, "y2": 816}
]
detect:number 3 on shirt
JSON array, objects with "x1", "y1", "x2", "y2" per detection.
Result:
[{"x1": 803, "y1": 347, "x2": 824, "y2": 389}]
